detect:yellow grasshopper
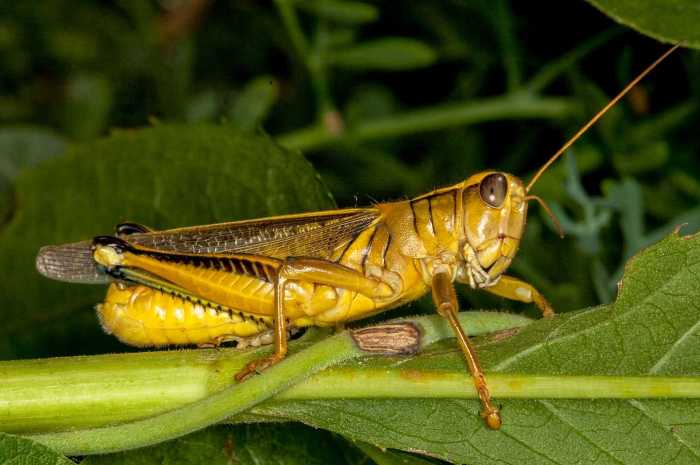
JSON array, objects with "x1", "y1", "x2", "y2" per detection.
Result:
[{"x1": 35, "y1": 45, "x2": 678, "y2": 430}]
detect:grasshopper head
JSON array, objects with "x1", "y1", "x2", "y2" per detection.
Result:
[
  {"x1": 454, "y1": 45, "x2": 680, "y2": 288},
  {"x1": 460, "y1": 171, "x2": 527, "y2": 284}
]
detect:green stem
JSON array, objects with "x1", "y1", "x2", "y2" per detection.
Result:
[
  {"x1": 309, "y1": 21, "x2": 335, "y2": 116},
  {"x1": 493, "y1": 0, "x2": 522, "y2": 92},
  {"x1": 27, "y1": 328, "x2": 352, "y2": 455},
  {"x1": 277, "y1": 95, "x2": 579, "y2": 152},
  {"x1": 273, "y1": 0, "x2": 309, "y2": 59},
  {"x1": 16, "y1": 312, "x2": 528, "y2": 455},
  {"x1": 276, "y1": 370, "x2": 700, "y2": 400},
  {"x1": 274, "y1": 1, "x2": 336, "y2": 124}
]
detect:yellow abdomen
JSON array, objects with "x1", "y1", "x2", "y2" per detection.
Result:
[{"x1": 97, "y1": 284, "x2": 271, "y2": 347}]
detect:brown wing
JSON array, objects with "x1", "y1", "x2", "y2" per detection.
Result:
[
  {"x1": 126, "y1": 208, "x2": 381, "y2": 259},
  {"x1": 36, "y1": 208, "x2": 382, "y2": 283}
]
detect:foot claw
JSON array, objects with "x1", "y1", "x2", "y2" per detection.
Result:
[{"x1": 482, "y1": 408, "x2": 502, "y2": 430}]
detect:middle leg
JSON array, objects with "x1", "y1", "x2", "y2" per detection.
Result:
[
  {"x1": 234, "y1": 257, "x2": 397, "y2": 381},
  {"x1": 235, "y1": 272, "x2": 289, "y2": 381}
]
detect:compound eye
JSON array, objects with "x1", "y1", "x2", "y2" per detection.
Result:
[{"x1": 479, "y1": 173, "x2": 508, "y2": 208}]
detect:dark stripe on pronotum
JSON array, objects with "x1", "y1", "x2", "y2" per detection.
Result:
[
  {"x1": 361, "y1": 227, "x2": 378, "y2": 272},
  {"x1": 382, "y1": 233, "x2": 392, "y2": 267},
  {"x1": 426, "y1": 198, "x2": 436, "y2": 235}
]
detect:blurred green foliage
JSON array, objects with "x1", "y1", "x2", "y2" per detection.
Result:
[{"x1": 1, "y1": 0, "x2": 699, "y2": 463}]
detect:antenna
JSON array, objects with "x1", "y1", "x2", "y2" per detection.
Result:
[{"x1": 526, "y1": 43, "x2": 681, "y2": 193}]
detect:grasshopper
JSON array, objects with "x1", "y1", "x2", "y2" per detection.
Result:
[{"x1": 36, "y1": 44, "x2": 678, "y2": 429}]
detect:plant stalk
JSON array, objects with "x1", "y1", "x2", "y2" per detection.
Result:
[
  {"x1": 12, "y1": 312, "x2": 527, "y2": 455},
  {"x1": 3, "y1": 310, "x2": 699, "y2": 455},
  {"x1": 278, "y1": 95, "x2": 578, "y2": 152},
  {"x1": 276, "y1": 370, "x2": 700, "y2": 400}
]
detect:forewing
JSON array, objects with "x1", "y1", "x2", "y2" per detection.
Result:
[
  {"x1": 126, "y1": 208, "x2": 381, "y2": 259},
  {"x1": 35, "y1": 208, "x2": 381, "y2": 283}
]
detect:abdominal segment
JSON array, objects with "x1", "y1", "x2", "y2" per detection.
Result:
[{"x1": 97, "y1": 283, "x2": 272, "y2": 347}]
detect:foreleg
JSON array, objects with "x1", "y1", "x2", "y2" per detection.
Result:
[{"x1": 432, "y1": 271, "x2": 501, "y2": 429}]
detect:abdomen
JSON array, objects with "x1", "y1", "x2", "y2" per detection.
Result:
[{"x1": 97, "y1": 283, "x2": 271, "y2": 347}]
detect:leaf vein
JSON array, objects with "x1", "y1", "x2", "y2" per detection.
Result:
[
  {"x1": 648, "y1": 316, "x2": 700, "y2": 374},
  {"x1": 497, "y1": 424, "x2": 561, "y2": 465},
  {"x1": 627, "y1": 399, "x2": 700, "y2": 461},
  {"x1": 539, "y1": 400, "x2": 626, "y2": 465}
]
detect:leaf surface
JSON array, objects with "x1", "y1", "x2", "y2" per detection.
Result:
[
  {"x1": 0, "y1": 433, "x2": 72, "y2": 465},
  {"x1": 83, "y1": 424, "x2": 363, "y2": 465},
  {"x1": 329, "y1": 38, "x2": 437, "y2": 70},
  {"x1": 587, "y1": 0, "x2": 700, "y2": 48}
]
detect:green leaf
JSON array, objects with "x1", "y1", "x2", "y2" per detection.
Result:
[
  {"x1": 83, "y1": 427, "x2": 236, "y2": 465},
  {"x1": 296, "y1": 0, "x2": 379, "y2": 24},
  {"x1": 328, "y1": 38, "x2": 437, "y2": 71},
  {"x1": 244, "y1": 232, "x2": 700, "y2": 464},
  {"x1": 83, "y1": 424, "x2": 369, "y2": 465},
  {"x1": 0, "y1": 124, "x2": 333, "y2": 360},
  {"x1": 355, "y1": 441, "x2": 437, "y2": 465},
  {"x1": 587, "y1": 0, "x2": 700, "y2": 48},
  {"x1": 0, "y1": 433, "x2": 72, "y2": 465},
  {"x1": 227, "y1": 424, "x2": 355, "y2": 465},
  {"x1": 227, "y1": 76, "x2": 280, "y2": 131}
]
